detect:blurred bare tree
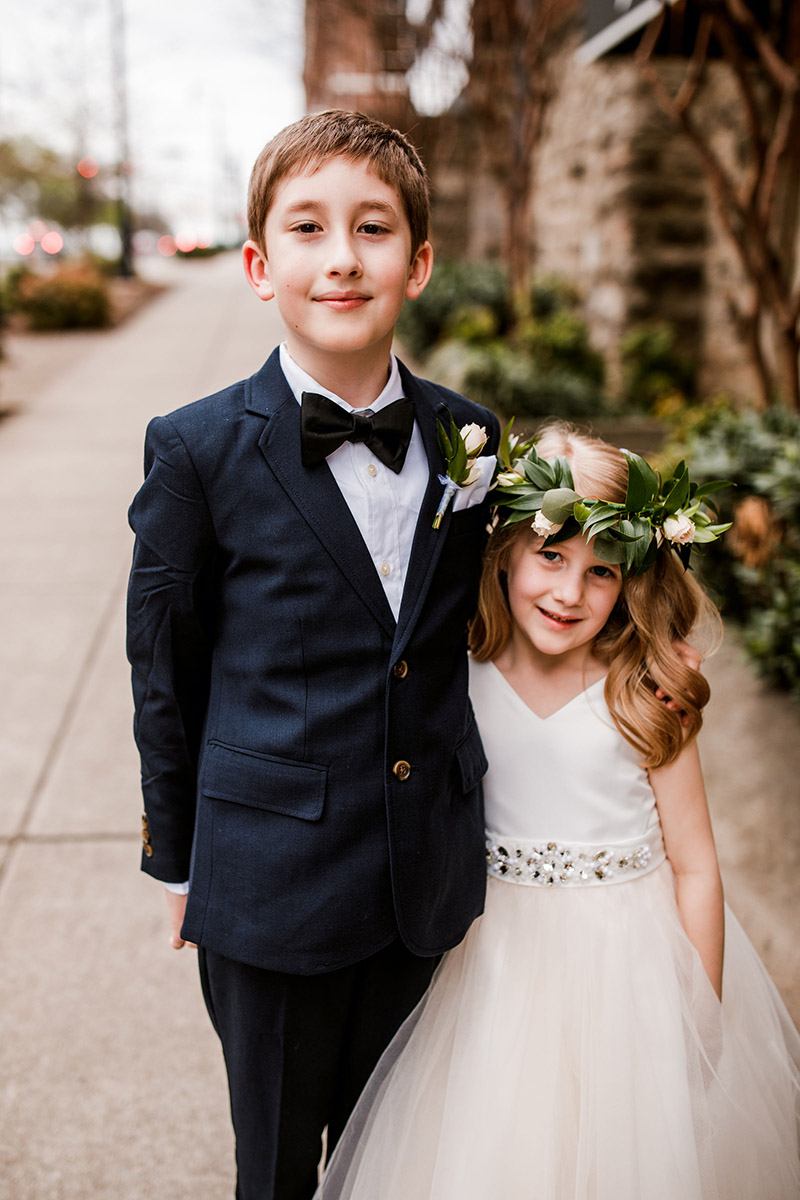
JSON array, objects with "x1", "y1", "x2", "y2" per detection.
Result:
[
  {"x1": 463, "y1": 0, "x2": 577, "y2": 300},
  {"x1": 637, "y1": 1, "x2": 800, "y2": 411}
]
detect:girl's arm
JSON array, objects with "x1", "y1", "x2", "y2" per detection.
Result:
[{"x1": 649, "y1": 741, "x2": 725, "y2": 999}]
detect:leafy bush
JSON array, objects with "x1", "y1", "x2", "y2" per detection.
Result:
[
  {"x1": 682, "y1": 405, "x2": 800, "y2": 701},
  {"x1": 620, "y1": 323, "x2": 695, "y2": 412},
  {"x1": 17, "y1": 266, "x2": 111, "y2": 331},
  {"x1": 400, "y1": 260, "x2": 605, "y2": 420},
  {"x1": 396, "y1": 259, "x2": 510, "y2": 357},
  {"x1": 515, "y1": 311, "x2": 605, "y2": 386}
]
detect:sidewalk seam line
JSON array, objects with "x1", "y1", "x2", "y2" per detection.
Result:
[{"x1": 0, "y1": 566, "x2": 129, "y2": 888}]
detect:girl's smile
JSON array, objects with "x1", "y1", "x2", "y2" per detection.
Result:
[{"x1": 505, "y1": 531, "x2": 623, "y2": 669}]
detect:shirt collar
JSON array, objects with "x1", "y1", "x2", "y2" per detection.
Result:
[{"x1": 279, "y1": 343, "x2": 403, "y2": 414}]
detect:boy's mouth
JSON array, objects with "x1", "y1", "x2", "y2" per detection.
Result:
[
  {"x1": 537, "y1": 606, "x2": 581, "y2": 628},
  {"x1": 315, "y1": 291, "x2": 370, "y2": 309}
]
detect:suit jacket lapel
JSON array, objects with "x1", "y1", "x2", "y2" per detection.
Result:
[
  {"x1": 245, "y1": 353, "x2": 396, "y2": 637},
  {"x1": 393, "y1": 370, "x2": 452, "y2": 656}
]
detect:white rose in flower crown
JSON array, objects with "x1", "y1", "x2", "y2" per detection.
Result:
[
  {"x1": 460, "y1": 423, "x2": 488, "y2": 457},
  {"x1": 496, "y1": 469, "x2": 524, "y2": 487},
  {"x1": 662, "y1": 513, "x2": 696, "y2": 544},
  {"x1": 532, "y1": 512, "x2": 562, "y2": 537}
]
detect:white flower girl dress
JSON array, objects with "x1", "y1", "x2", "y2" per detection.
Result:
[{"x1": 318, "y1": 657, "x2": 800, "y2": 1200}]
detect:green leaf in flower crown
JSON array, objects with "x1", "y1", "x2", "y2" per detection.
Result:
[
  {"x1": 623, "y1": 452, "x2": 659, "y2": 509},
  {"x1": 691, "y1": 521, "x2": 732, "y2": 543},
  {"x1": 591, "y1": 535, "x2": 628, "y2": 565},
  {"x1": 573, "y1": 501, "x2": 591, "y2": 524},
  {"x1": 662, "y1": 462, "x2": 690, "y2": 514},
  {"x1": 628, "y1": 516, "x2": 655, "y2": 575},
  {"x1": 541, "y1": 488, "x2": 582, "y2": 524},
  {"x1": 583, "y1": 507, "x2": 625, "y2": 538},
  {"x1": 498, "y1": 418, "x2": 514, "y2": 469},
  {"x1": 553, "y1": 456, "x2": 575, "y2": 490},
  {"x1": 520, "y1": 457, "x2": 556, "y2": 490},
  {"x1": 638, "y1": 533, "x2": 659, "y2": 575}
]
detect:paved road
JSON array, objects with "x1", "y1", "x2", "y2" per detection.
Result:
[{"x1": 0, "y1": 252, "x2": 797, "y2": 1198}]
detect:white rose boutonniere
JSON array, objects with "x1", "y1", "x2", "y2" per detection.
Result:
[{"x1": 433, "y1": 414, "x2": 489, "y2": 529}]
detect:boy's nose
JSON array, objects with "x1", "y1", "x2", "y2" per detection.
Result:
[{"x1": 325, "y1": 233, "x2": 362, "y2": 277}]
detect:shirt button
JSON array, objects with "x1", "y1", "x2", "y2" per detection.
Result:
[
  {"x1": 367, "y1": 463, "x2": 378, "y2": 477},
  {"x1": 379, "y1": 561, "x2": 391, "y2": 576},
  {"x1": 393, "y1": 760, "x2": 411, "y2": 781}
]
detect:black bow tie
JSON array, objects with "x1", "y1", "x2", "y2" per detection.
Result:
[{"x1": 300, "y1": 392, "x2": 415, "y2": 474}]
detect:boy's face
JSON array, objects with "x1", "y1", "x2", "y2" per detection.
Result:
[{"x1": 243, "y1": 156, "x2": 432, "y2": 377}]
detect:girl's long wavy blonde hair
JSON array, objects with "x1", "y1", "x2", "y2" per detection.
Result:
[{"x1": 469, "y1": 423, "x2": 722, "y2": 770}]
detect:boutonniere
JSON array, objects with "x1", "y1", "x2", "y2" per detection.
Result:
[{"x1": 433, "y1": 415, "x2": 489, "y2": 529}]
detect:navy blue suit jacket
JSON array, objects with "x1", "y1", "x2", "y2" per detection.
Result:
[{"x1": 127, "y1": 350, "x2": 499, "y2": 974}]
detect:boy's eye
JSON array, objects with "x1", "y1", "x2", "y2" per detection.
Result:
[
  {"x1": 293, "y1": 222, "x2": 320, "y2": 234},
  {"x1": 359, "y1": 222, "x2": 389, "y2": 235}
]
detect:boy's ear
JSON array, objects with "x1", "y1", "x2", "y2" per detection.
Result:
[
  {"x1": 242, "y1": 240, "x2": 274, "y2": 301},
  {"x1": 405, "y1": 240, "x2": 434, "y2": 300}
]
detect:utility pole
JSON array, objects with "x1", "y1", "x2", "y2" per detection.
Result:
[{"x1": 110, "y1": 0, "x2": 134, "y2": 275}]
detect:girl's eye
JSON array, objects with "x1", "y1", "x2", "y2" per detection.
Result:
[
  {"x1": 539, "y1": 550, "x2": 561, "y2": 563},
  {"x1": 590, "y1": 565, "x2": 617, "y2": 580}
]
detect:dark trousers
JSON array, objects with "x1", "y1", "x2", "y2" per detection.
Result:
[{"x1": 199, "y1": 940, "x2": 438, "y2": 1200}]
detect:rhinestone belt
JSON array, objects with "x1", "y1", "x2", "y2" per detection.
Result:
[{"x1": 486, "y1": 829, "x2": 665, "y2": 887}]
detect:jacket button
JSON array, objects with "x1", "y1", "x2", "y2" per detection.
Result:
[
  {"x1": 392, "y1": 760, "x2": 411, "y2": 781},
  {"x1": 392, "y1": 660, "x2": 408, "y2": 679},
  {"x1": 143, "y1": 843, "x2": 154, "y2": 858}
]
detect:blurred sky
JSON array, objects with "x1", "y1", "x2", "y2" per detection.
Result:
[{"x1": 0, "y1": 0, "x2": 305, "y2": 242}]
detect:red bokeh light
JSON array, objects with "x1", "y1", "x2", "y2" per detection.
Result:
[
  {"x1": 28, "y1": 220, "x2": 48, "y2": 241},
  {"x1": 77, "y1": 156, "x2": 99, "y2": 179},
  {"x1": 13, "y1": 233, "x2": 36, "y2": 256},
  {"x1": 158, "y1": 235, "x2": 177, "y2": 257},
  {"x1": 196, "y1": 237, "x2": 211, "y2": 249},
  {"x1": 41, "y1": 231, "x2": 64, "y2": 255},
  {"x1": 175, "y1": 232, "x2": 197, "y2": 253}
]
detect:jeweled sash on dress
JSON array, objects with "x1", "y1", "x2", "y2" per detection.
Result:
[{"x1": 485, "y1": 827, "x2": 666, "y2": 887}]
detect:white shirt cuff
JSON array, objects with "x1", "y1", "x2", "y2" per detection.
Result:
[{"x1": 163, "y1": 880, "x2": 190, "y2": 895}]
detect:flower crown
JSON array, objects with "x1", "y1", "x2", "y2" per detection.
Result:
[{"x1": 492, "y1": 424, "x2": 731, "y2": 577}]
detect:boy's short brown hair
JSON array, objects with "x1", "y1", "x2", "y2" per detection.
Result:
[{"x1": 247, "y1": 109, "x2": 430, "y2": 257}]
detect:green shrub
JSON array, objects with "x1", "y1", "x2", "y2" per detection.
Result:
[
  {"x1": 396, "y1": 259, "x2": 510, "y2": 357},
  {"x1": 18, "y1": 266, "x2": 111, "y2": 330},
  {"x1": 683, "y1": 405, "x2": 800, "y2": 701},
  {"x1": 514, "y1": 311, "x2": 605, "y2": 386},
  {"x1": 619, "y1": 323, "x2": 695, "y2": 412},
  {"x1": 2, "y1": 263, "x2": 34, "y2": 314},
  {"x1": 460, "y1": 343, "x2": 601, "y2": 420}
]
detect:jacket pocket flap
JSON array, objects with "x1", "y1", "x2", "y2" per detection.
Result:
[
  {"x1": 202, "y1": 741, "x2": 327, "y2": 821},
  {"x1": 455, "y1": 718, "x2": 488, "y2": 794}
]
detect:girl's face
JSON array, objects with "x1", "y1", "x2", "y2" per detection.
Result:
[{"x1": 505, "y1": 530, "x2": 624, "y2": 668}]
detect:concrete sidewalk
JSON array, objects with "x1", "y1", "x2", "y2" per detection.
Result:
[{"x1": 0, "y1": 251, "x2": 798, "y2": 1198}]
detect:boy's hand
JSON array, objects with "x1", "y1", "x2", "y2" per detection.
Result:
[{"x1": 165, "y1": 889, "x2": 197, "y2": 950}]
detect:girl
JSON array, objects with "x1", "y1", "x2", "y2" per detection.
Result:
[{"x1": 317, "y1": 425, "x2": 800, "y2": 1200}]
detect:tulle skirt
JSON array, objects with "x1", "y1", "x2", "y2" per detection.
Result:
[{"x1": 317, "y1": 862, "x2": 800, "y2": 1200}]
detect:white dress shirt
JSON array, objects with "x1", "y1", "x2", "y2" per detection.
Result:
[
  {"x1": 279, "y1": 344, "x2": 428, "y2": 620},
  {"x1": 164, "y1": 345, "x2": 430, "y2": 894}
]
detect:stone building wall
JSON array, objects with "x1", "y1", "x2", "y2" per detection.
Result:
[
  {"x1": 301, "y1": 0, "x2": 761, "y2": 404},
  {"x1": 529, "y1": 44, "x2": 756, "y2": 400}
]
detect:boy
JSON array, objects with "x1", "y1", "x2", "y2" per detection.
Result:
[{"x1": 127, "y1": 110, "x2": 499, "y2": 1200}]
